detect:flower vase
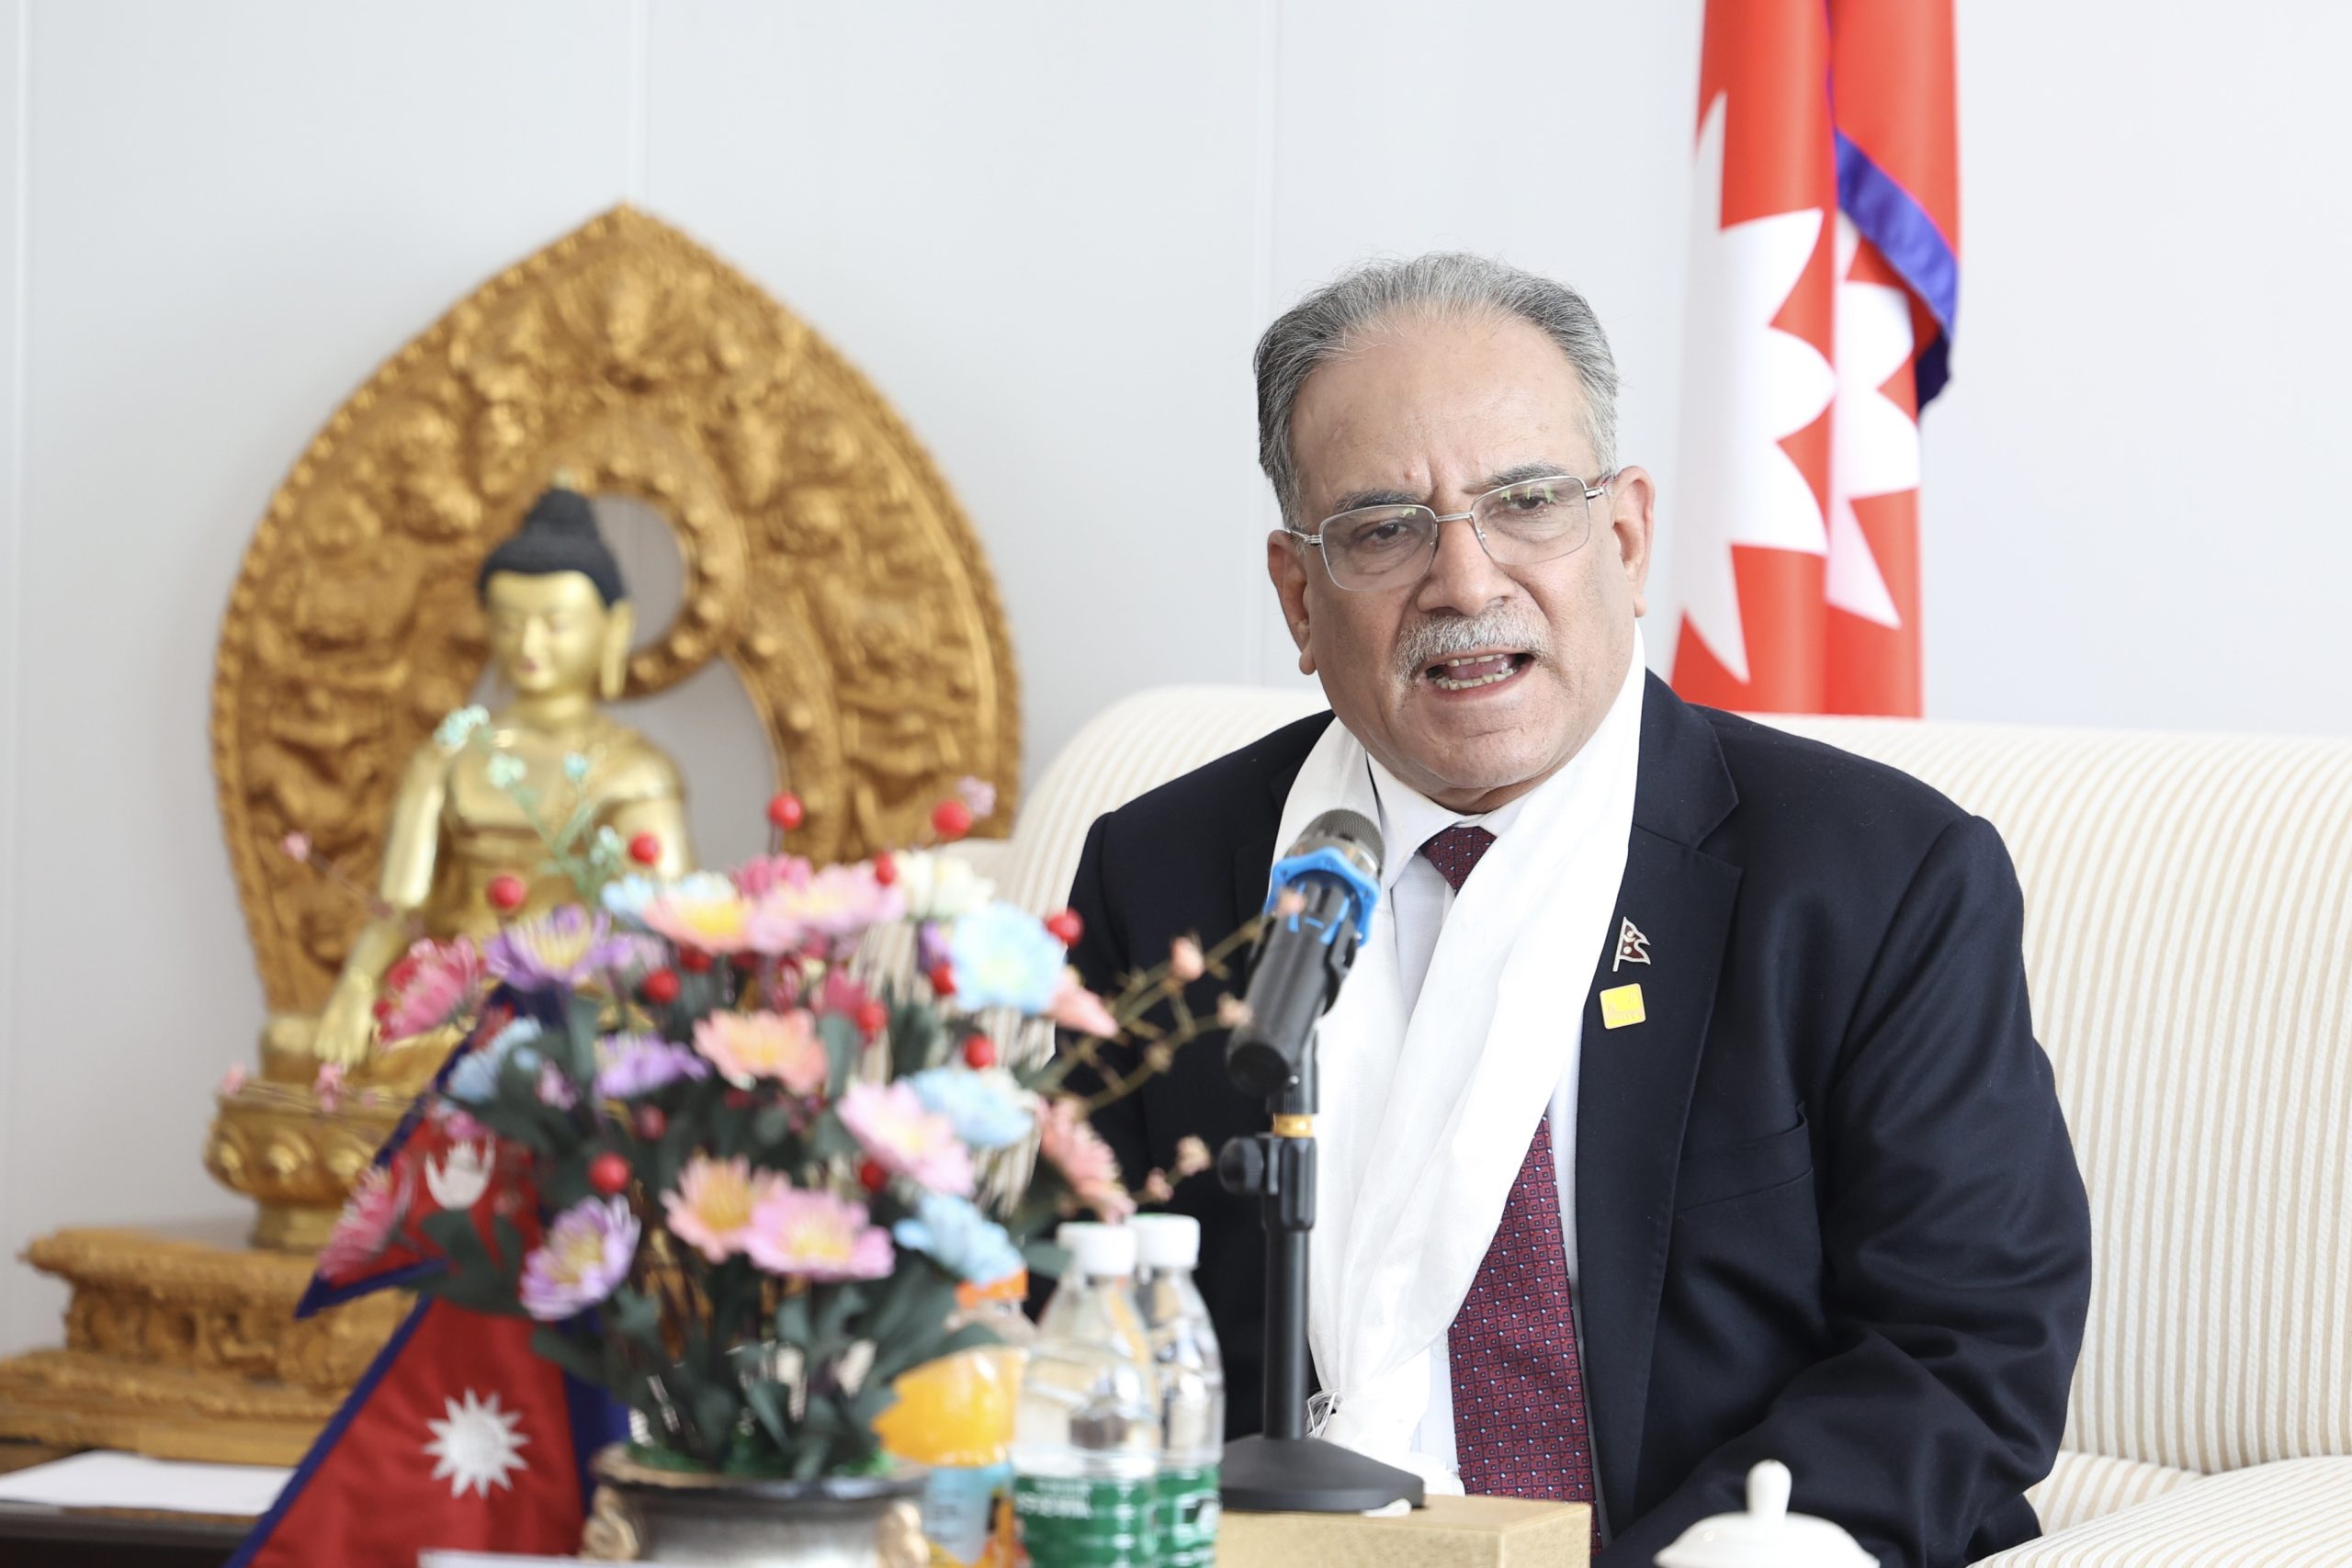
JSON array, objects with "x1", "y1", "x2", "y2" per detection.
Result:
[{"x1": 579, "y1": 1446, "x2": 929, "y2": 1567}]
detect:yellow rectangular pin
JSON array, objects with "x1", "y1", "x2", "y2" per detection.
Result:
[{"x1": 1600, "y1": 983, "x2": 1646, "y2": 1030}]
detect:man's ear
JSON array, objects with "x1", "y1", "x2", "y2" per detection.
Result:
[
  {"x1": 1602, "y1": 467, "x2": 1657, "y2": 618},
  {"x1": 1266, "y1": 531, "x2": 1317, "y2": 674},
  {"x1": 599, "y1": 602, "x2": 637, "y2": 700}
]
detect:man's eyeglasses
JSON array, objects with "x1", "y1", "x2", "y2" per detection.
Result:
[{"x1": 1287, "y1": 473, "x2": 1611, "y2": 592}]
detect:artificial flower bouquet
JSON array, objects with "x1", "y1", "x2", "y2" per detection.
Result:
[{"x1": 311, "y1": 706, "x2": 1247, "y2": 1481}]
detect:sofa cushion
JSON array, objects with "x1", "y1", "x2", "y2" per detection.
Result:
[
  {"x1": 2024, "y1": 1450, "x2": 2197, "y2": 1537},
  {"x1": 1972, "y1": 1456, "x2": 2352, "y2": 1566}
]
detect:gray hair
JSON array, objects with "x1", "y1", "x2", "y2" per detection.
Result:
[{"x1": 1253, "y1": 253, "x2": 1620, "y2": 525}]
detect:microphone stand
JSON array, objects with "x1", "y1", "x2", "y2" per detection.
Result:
[{"x1": 1217, "y1": 1034, "x2": 1426, "y2": 1513}]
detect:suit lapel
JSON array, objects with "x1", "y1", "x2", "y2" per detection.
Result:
[{"x1": 1575, "y1": 676, "x2": 1741, "y2": 1518}]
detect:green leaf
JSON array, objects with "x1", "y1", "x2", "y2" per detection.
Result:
[
  {"x1": 888, "y1": 997, "x2": 944, "y2": 1078},
  {"x1": 817, "y1": 1012, "x2": 863, "y2": 1098},
  {"x1": 869, "y1": 1318, "x2": 997, "y2": 1390},
  {"x1": 530, "y1": 1325, "x2": 609, "y2": 1385},
  {"x1": 607, "y1": 1285, "x2": 662, "y2": 1344},
  {"x1": 742, "y1": 1378, "x2": 793, "y2": 1453},
  {"x1": 775, "y1": 1289, "x2": 814, "y2": 1348},
  {"x1": 1022, "y1": 1236, "x2": 1072, "y2": 1280}
]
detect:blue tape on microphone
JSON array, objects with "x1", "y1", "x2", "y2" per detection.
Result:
[{"x1": 1263, "y1": 846, "x2": 1382, "y2": 942}]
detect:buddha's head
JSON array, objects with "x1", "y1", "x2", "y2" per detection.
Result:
[{"x1": 476, "y1": 488, "x2": 636, "y2": 701}]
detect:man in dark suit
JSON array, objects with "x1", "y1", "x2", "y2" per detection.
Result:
[{"x1": 1058, "y1": 254, "x2": 2091, "y2": 1566}]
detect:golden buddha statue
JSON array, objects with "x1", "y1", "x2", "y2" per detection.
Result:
[
  {"x1": 213, "y1": 488, "x2": 696, "y2": 1248},
  {"x1": 307, "y1": 487, "x2": 694, "y2": 1068}
]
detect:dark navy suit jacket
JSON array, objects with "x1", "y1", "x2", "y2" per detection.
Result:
[{"x1": 1057, "y1": 673, "x2": 2092, "y2": 1567}]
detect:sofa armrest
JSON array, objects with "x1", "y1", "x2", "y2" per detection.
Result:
[{"x1": 1971, "y1": 1457, "x2": 2352, "y2": 1566}]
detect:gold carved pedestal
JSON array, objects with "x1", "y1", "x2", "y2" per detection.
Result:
[
  {"x1": 0, "y1": 1225, "x2": 409, "y2": 1466},
  {"x1": 0, "y1": 204, "x2": 1019, "y2": 1462}
]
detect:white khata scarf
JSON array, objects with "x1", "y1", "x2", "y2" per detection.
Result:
[{"x1": 1272, "y1": 632, "x2": 1645, "y2": 1491}]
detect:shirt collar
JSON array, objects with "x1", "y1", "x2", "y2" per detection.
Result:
[{"x1": 1363, "y1": 751, "x2": 1533, "y2": 893}]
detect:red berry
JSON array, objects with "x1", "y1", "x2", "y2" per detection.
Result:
[
  {"x1": 854, "y1": 999, "x2": 890, "y2": 1038},
  {"x1": 588, "y1": 1152, "x2": 631, "y2": 1196},
  {"x1": 628, "y1": 832, "x2": 662, "y2": 866},
  {"x1": 486, "y1": 873, "x2": 528, "y2": 913},
  {"x1": 857, "y1": 1158, "x2": 888, "y2": 1194},
  {"x1": 871, "y1": 851, "x2": 897, "y2": 887},
  {"x1": 1045, "y1": 908, "x2": 1084, "y2": 947},
  {"x1": 930, "y1": 799, "x2": 974, "y2": 840},
  {"x1": 725, "y1": 1088, "x2": 754, "y2": 1111},
  {"x1": 962, "y1": 1032, "x2": 998, "y2": 1069},
  {"x1": 927, "y1": 962, "x2": 957, "y2": 998},
  {"x1": 633, "y1": 1106, "x2": 667, "y2": 1140},
  {"x1": 678, "y1": 948, "x2": 714, "y2": 975},
  {"x1": 766, "y1": 792, "x2": 806, "y2": 830},
  {"x1": 641, "y1": 969, "x2": 681, "y2": 1005}
]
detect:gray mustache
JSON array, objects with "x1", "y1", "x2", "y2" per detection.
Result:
[{"x1": 1393, "y1": 612, "x2": 1552, "y2": 677}]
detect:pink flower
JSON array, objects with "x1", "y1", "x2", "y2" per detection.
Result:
[
  {"x1": 661, "y1": 1155, "x2": 775, "y2": 1263},
  {"x1": 536, "y1": 1062, "x2": 580, "y2": 1110},
  {"x1": 520, "y1": 1197, "x2": 639, "y2": 1321},
  {"x1": 956, "y1": 775, "x2": 998, "y2": 819},
  {"x1": 1047, "y1": 970, "x2": 1120, "y2": 1039},
  {"x1": 312, "y1": 1062, "x2": 346, "y2": 1114},
  {"x1": 818, "y1": 968, "x2": 872, "y2": 1021},
  {"x1": 217, "y1": 1063, "x2": 250, "y2": 1098},
  {"x1": 1038, "y1": 1097, "x2": 1134, "y2": 1221},
  {"x1": 747, "y1": 864, "x2": 906, "y2": 954},
  {"x1": 379, "y1": 937, "x2": 485, "y2": 1043},
  {"x1": 1170, "y1": 1135, "x2": 1213, "y2": 1179},
  {"x1": 741, "y1": 1183, "x2": 894, "y2": 1280},
  {"x1": 318, "y1": 1166, "x2": 409, "y2": 1283},
  {"x1": 1216, "y1": 995, "x2": 1252, "y2": 1030},
  {"x1": 280, "y1": 831, "x2": 312, "y2": 864},
  {"x1": 1170, "y1": 937, "x2": 1206, "y2": 983},
  {"x1": 693, "y1": 1010, "x2": 829, "y2": 1095},
  {"x1": 732, "y1": 852, "x2": 813, "y2": 901},
  {"x1": 639, "y1": 873, "x2": 755, "y2": 954},
  {"x1": 837, "y1": 1081, "x2": 975, "y2": 1197}
]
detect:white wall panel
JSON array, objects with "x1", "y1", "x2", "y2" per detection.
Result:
[
  {"x1": 642, "y1": 1, "x2": 1270, "y2": 781},
  {"x1": 1917, "y1": 6, "x2": 2352, "y2": 732},
  {"x1": 1, "y1": 0, "x2": 638, "y2": 1353}
]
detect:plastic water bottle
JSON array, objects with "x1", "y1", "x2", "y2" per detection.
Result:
[
  {"x1": 1014, "y1": 1223, "x2": 1161, "y2": 1567},
  {"x1": 1133, "y1": 1213, "x2": 1225, "y2": 1567}
]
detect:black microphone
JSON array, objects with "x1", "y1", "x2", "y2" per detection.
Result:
[{"x1": 1226, "y1": 808, "x2": 1385, "y2": 1097}]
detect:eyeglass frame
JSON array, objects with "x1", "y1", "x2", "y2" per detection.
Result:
[{"x1": 1284, "y1": 471, "x2": 1618, "y2": 592}]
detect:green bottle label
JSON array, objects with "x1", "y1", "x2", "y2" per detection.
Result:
[
  {"x1": 1158, "y1": 1462, "x2": 1221, "y2": 1565},
  {"x1": 1013, "y1": 1472, "x2": 1158, "y2": 1567}
]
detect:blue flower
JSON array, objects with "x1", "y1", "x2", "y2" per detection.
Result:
[
  {"x1": 946, "y1": 904, "x2": 1064, "y2": 1012},
  {"x1": 907, "y1": 1066, "x2": 1035, "y2": 1150},
  {"x1": 563, "y1": 752, "x2": 593, "y2": 786},
  {"x1": 892, "y1": 1193, "x2": 1023, "y2": 1286},
  {"x1": 484, "y1": 752, "x2": 527, "y2": 790},
  {"x1": 434, "y1": 705, "x2": 490, "y2": 753},
  {"x1": 599, "y1": 874, "x2": 662, "y2": 930},
  {"x1": 447, "y1": 1018, "x2": 545, "y2": 1104}
]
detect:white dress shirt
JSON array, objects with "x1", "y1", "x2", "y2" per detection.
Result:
[{"x1": 1363, "y1": 753, "x2": 1587, "y2": 1478}]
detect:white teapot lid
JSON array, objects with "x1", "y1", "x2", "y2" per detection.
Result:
[{"x1": 1652, "y1": 1461, "x2": 1875, "y2": 1568}]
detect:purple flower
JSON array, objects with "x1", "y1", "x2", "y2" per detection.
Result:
[
  {"x1": 519, "y1": 1196, "x2": 639, "y2": 1321},
  {"x1": 483, "y1": 905, "x2": 633, "y2": 992},
  {"x1": 594, "y1": 1033, "x2": 711, "y2": 1100}
]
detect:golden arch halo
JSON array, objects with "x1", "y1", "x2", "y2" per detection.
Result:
[{"x1": 212, "y1": 206, "x2": 1020, "y2": 1015}]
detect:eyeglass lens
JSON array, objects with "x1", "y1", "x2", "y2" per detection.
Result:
[{"x1": 1319, "y1": 477, "x2": 1593, "y2": 590}]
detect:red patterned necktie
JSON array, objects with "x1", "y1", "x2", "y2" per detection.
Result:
[{"x1": 1419, "y1": 826, "x2": 1600, "y2": 1530}]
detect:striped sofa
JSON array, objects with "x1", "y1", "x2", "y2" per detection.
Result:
[{"x1": 981, "y1": 685, "x2": 2352, "y2": 1567}]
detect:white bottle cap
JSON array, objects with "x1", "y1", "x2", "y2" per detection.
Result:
[
  {"x1": 1056, "y1": 1222, "x2": 1137, "y2": 1277},
  {"x1": 1131, "y1": 1213, "x2": 1201, "y2": 1269}
]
